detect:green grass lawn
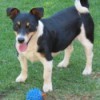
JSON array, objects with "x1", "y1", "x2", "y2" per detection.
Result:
[{"x1": 0, "y1": 0, "x2": 100, "y2": 100}]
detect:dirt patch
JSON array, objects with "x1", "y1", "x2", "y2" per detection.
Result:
[
  {"x1": 91, "y1": 72, "x2": 100, "y2": 79},
  {"x1": 0, "y1": 93, "x2": 7, "y2": 100},
  {"x1": 44, "y1": 91, "x2": 93, "y2": 100}
]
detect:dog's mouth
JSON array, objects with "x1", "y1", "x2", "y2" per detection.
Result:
[
  {"x1": 19, "y1": 43, "x2": 28, "y2": 52},
  {"x1": 17, "y1": 35, "x2": 33, "y2": 52}
]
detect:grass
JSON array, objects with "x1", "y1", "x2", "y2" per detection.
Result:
[{"x1": 0, "y1": 0, "x2": 100, "y2": 100}]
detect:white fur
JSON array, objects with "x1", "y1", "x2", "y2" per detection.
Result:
[
  {"x1": 42, "y1": 60, "x2": 53, "y2": 92},
  {"x1": 16, "y1": 55, "x2": 28, "y2": 82},
  {"x1": 37, "y1": 21, "x2": 44, "y2": 37},
  {"x1": 77, "y1": 24, "x2": 93, "y2": 75},
  {"x1": 75, "y1": 0, "x2": 89, "y2": 13}
]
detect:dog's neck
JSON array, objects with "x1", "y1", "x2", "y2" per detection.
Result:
[
  {"x1": 31, "y1": 20, "x2": 44, "y2": 40},
  {"x1": 27, "y1": 20, "x2": 44, "y2": 50}
]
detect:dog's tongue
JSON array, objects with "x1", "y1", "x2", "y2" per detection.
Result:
[{"x1": 19, "y1": 43, "x2": 27, "y2": 52}]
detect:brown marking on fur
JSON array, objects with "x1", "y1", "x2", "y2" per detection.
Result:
[{"x1": 40, "y1": 53, "x2": 45, "y2": 58}]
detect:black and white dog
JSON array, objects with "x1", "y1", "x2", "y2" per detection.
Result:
[{"x1": 7, "y1": 0, "x2": 94, "y2": 92}]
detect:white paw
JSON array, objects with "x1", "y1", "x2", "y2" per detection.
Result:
[
  {"x1": 16, "y1": 74, "x2": 27, "y2": 82},
  {"x1": 43, "y1": 82, "x2": 53, "y2": 93},
  {"x1": 82, "y1": 67, "x2": 92, "y2": 75},
  {"x1": 57, "y1": 61, "x2": 68, "y2": 68}
]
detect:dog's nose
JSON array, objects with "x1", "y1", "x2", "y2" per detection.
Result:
[{"x1": 18, "y1": 37, "x2": 25, "y2": 43}]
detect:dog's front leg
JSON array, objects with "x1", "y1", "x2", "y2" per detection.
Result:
[
  {"x1": 38, "y1": 52, "x2": 53, "y2": 92},
  {"x1": 42, "y1": 60, "x2": 53, "y2": 92},
  {"x1": 37, "y1": 44, "x2": 53, "y2": 92},
  {"x1": 16, "y1": 55, "x2": 28, "y2": 82}
]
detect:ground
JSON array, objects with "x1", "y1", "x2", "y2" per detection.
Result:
[{"x1": 0, "y1": 0, "x2": 100, "y2": 100}]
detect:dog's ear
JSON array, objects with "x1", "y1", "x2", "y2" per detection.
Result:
[
  {"x1": 6, "y1": 8, "x2": 20, "y2": 20},
  {"x1": 30, "y1": 7, "x2": 44, "y2": 19}
]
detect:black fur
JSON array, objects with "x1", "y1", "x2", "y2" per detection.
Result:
[
  {"x1": 13, "y1": 13, "x2": 38, "y2": 35},
  {"x1": 80, "y1": 13, "x2": 94, "y2": 43},
  {"x1": 37, "y1": 6, "x2": 94, "y2": 61},
  {"x1": 80, "y1": 0, "x2": 89, "y2": 8},
  {"x1": 7, "y1": 8, "x2": 43, "y2": 35}
]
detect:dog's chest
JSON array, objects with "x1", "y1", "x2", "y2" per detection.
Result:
[
  {"x1": 23, "y1": 50, "x2": 38, "y2": 62},
  {"x1": 17, "y1": 41, "x2": 39, "y2": 62}
]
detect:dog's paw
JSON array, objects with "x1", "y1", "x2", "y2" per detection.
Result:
[
  {"x1": 43, "y1": 82, "x2": 53, "y2": 93},
  {"x1": 16, "y1": 74, "x2": 27, "y2": 82},
  {"x1": 57, "y1": 61, "x2": 68, "y2": 68},
  {"x1": 82, "y1": 67, "x2": 92, "y2": 75}
]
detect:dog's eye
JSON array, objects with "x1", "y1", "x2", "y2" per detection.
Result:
[
  {"x1": 15, "y1": 22, "x2": 21, "y2": 29},
  {"x1": 26, "y1": 23, "x2": 30, "y2": 29},
  {"x1": 14, "y1": 24, "x2": 20, "y2": 30}
]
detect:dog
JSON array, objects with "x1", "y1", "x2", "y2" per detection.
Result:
[{"x1": 7, "y1": 0, "x2": 94, "y2": 92}]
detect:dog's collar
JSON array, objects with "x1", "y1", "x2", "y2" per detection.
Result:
[{"x1": 27, "y1": 35, "x2": 33, "y2": 45}]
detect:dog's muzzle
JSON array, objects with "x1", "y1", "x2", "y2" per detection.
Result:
[{"x1": 16, "y1": 34, "x2": 33, "y2": 52}]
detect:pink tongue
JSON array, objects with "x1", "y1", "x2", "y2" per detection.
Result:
[{"x1": 19, "y1": 43, "x2": 27, "y2": 52}]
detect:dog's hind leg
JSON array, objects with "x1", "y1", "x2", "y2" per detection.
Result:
[
  {"x1": 82, "y1": 43, "x2": 93, "y2": 75},
  {"x1": 77, "y1": 24, "x2": 93, "y2": 75},
  {"x1": 16, "y1": 55, "x2": 28, "y2": 82},
  {"x1": 58, "y1": 44, "x2": 73, "y2": 68}
]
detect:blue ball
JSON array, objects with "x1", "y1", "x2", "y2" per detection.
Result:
[{"x1": 26, "y1": 88, "x2": 43, "y2": 100}]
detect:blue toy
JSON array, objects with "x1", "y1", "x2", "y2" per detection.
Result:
[{"x1": 26, "y1": 88, "x2": 46, "y2": 100}]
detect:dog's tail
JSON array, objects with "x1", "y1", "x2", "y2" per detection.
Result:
[{"x1": 75, "y1": 0, "x2": 89, "y2": 13}]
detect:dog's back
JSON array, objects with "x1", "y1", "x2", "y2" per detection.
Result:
[{"x1": 40, "y1": 0, "x2": 94, "y2": 52}]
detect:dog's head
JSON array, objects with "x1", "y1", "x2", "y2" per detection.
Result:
[{"x1": 7, "y1": 7, "x2": 44, "y2": 52}]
